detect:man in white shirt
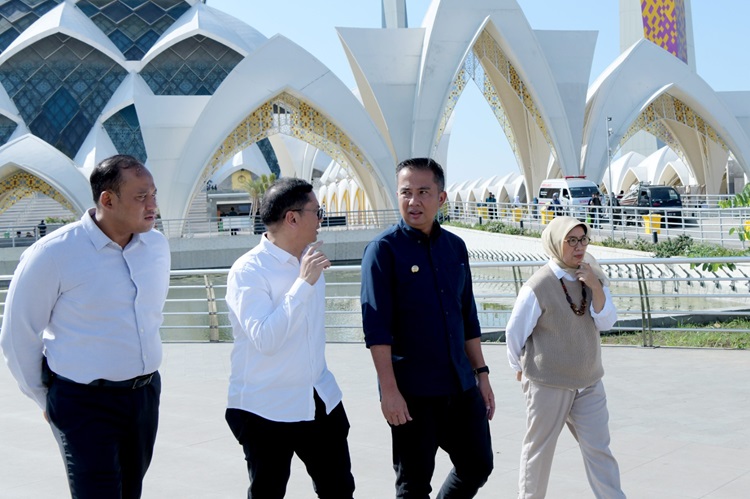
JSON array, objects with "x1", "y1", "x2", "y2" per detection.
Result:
[
  {"x1": 0, "y1": 155, "x2": 171, "y2": 499},
  {"x1": 225, "y1": 177, "x2": 355, "y2": 499}
]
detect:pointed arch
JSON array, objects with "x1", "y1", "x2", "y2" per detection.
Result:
[
  {"x1": 204, "y1": 92, "x2": 378, "y2": 205},
  {"x1": 0, "y1": 170, "x2": 77, "y2": 215}
]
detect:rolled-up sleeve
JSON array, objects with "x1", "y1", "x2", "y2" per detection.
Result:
[
  {"x1": 360, "y1": 240, "x2": 394, "y2": 348},
  {"x1": 591, "y1": 286, "x2": 617, "y2": 331}
]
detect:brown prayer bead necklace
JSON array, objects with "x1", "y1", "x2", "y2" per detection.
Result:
[{"x1": 559, "y1": 278, "x2": 587, "y2": 316}]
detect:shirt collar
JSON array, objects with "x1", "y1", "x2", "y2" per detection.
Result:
[
  {"x1": 548, "y1": 259, "x2": 576, "y2": 281},
  {"x1": 398, "y1": 218, "x2": 442, "y2": 242},
  {"x1": 82, "y1": 208, "x2": 143, "y2": 251},
  {"x1": 259, "y1": 233, "x2": 298, "y2": 264}
]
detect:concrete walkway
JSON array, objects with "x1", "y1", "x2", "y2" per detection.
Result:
[{"x1": 1, "y1": 343, "x2": 749, "y2": 498}]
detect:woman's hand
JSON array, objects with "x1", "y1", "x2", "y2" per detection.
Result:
[{"x1": 575, "y1": 262, "x2": 602, "y2": 291}]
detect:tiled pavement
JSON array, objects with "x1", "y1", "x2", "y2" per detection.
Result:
[{"x1": 1, "y1": 343, "x2": 749, "y2": 498}]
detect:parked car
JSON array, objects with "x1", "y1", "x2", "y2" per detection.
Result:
[{"x1": 618, "y1": 184, "x2": 683, "y2": 225}]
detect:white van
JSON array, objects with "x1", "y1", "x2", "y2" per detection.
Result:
[{"x1": 537, "y1": 177, "x2": 601, "y2": 218}]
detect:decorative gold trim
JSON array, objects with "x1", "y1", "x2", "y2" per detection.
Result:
[
  {"x1": 204, "y1": 92, "x2": 374, "y2": 187},
  {"x1": 621, "y1": 93, "x2": 728, "y2": 164},
  {"x1": 0, "y1": 172, "x2": 76, "y2": 215},
  {"x1": 437, "y1": 30, "x2": 556, "y2": 165}
]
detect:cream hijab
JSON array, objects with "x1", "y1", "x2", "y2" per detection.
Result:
[{"x1": 541, "y1": 216, "x2": 609, "y2": 286}]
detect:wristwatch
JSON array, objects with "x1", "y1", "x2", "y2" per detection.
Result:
[{"x1": 473, "y1": 366, "x2": 490, "y2": 376}]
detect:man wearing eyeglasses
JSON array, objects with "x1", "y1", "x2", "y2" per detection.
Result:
[{"x1": 224, "y1": 177, "x2": 355, "y2": 498}]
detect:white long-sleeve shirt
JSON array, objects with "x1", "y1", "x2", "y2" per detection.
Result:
[
  {"x1": 225, "y1": 235, "x2": 342, "y2": 422},
  {"x1": 0, "y1": 209, "x2": 171, "y2": 409},
  {"x1": 506, "y1": 261, "x2": 617, "y2": 373}
]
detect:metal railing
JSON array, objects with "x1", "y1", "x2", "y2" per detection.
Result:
[
  {"x1": 3, "y1": 257, "x2": 749, "y2": 348},
  {"x1": 4, "y1": 201, "x2": 750, "y2": 248},
  {"x1": 442, "y1": 201, "x2": 750, "y2": 249}
]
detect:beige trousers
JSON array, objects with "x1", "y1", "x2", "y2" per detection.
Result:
[{"x1": 518, "y1": 378, "x2": 626, "y2": 499}]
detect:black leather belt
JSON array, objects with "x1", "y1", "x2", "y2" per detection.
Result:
[{"x1": 53, "y1": 371, "x2": 155, "y2": 389}]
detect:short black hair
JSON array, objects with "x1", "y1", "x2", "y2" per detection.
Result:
[
  {"x1": 396, "y1": 157, "x2": 445, "y2": 192},
  {"x1": 89, "y1": 155, "x2": 145, "y2": 205},
  {"x1": 260, "y1": 177, "x2": 314, "y2": 226}
]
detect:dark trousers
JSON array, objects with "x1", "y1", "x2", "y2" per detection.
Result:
[
  {"x1": 225, "y1": 392, "x2": 355, "y2": 499},
  {"x1": 391, "y1": 386, "x2": 493, "y2": 499},
  {"x1": 46, "y1": 372, "x2": 161, "y2": 499}
]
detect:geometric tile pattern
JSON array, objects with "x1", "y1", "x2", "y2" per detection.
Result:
[
  {"x1": 255, "y1": 137, "x2": 280, "y2": 177},
  {"x1": 621, "y1": 93, "x2": 728, "y2": 166},
  {"x1": 641, "y1": 0, "x2": 688, "y2": 64},
  {"x1": 440, "y1": 30, "x2": 555, "y2": 169},
  {"x1": 0, "y1": 34, "x2": 127, "y2": 158},
  {"x1": 102, "y1": 103, "x2": 147, "y2": 162},
  {"x1": 472, "y1": 31, "x2": 553, "y2": 153},
  {"x1": 0, "y1": 0, "x2": 63, "y2": 53},
  {"x1": 0, "y1": 170, "x2": 76, "y2": 214},
  {"x1": 205, "y1": 92, "x2": 373, "y2": 187},
  {"x1": 76, "y1": 0, "x2": 190, "y2": 61},
  {"x1": 0, "y1": 113, "x2": 17, "y2": 145},
  {"x1": 140, "y1": 35, "x2": 242, "y2": 95}
]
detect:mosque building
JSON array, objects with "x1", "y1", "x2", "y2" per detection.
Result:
[{"x1": 0, "y1": 0, "x2": 747, "y2": 235}]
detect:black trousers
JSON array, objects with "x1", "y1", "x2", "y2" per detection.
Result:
[
  {"x1": 391, "y1": 386, "x2": 493, "y2": 499},
  {"x1": 225, "y1": 392, "x2": 355, "y2": 499},
  {"x1": 46, "y1": 372, "x2": 161, "y2": 499}
]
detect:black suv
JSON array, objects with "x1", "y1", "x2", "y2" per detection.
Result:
[{"x1": 619, "y1": 185, "x2": 683, "y2": 224}]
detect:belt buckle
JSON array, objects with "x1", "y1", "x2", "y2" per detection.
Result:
[{"x1": 132, "y1": 373, "x2": 153, "y2": 389}]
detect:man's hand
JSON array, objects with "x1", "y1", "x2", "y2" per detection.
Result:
[
  {"x1": 477, "y1": 375, "x2": 495, "y2": 420},
  {"x1": 300, "y1": 241, "x2": 330, "y2": 285},
  {"x1": 381, "y1": 386, "x2": 412, "y2": 426},
  {"x1": 516, "y1": 371, "x2": 522, "y2": 382}
]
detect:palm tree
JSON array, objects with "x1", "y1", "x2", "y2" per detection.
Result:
[{"x1": 240, "y1": 173, "x2": 277, "y2": 228}]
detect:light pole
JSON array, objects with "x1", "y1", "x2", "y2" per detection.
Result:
[{"x1": 606, "y1": 116, "x2": 614, "y2": 239}]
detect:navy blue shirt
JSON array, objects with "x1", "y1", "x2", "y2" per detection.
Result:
[{"x1": 361, "y1": 219, "x2": 481, "y2": 397}]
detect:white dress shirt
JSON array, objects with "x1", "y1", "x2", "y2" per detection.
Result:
[
  {"x1": 225, "y1": 235, "x2": 342, "y2": 423},
  {"x1": 506, "y1": 261, "x2": 617, "y2": 373},
  {"x1": 0, "y1": 209, "x2": 171, "y2": 409}
]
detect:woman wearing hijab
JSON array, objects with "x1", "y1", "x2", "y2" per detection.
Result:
[{"x1": 506, "y1": 216, "x2": 625, "y2": 499}]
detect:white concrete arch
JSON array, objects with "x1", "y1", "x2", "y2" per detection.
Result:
[
  {"x1": 171, "y1": 34, "x2": 395, "y2": 224},
  {"x1": 0, "y1": 2, "x2": 126, "y2": 67},
  {"x1": 583, "y1": 40, "x2": 750, "y2": 192},
  {"x1": 604, "y1": 151, "x2": 646, "y2": 194},
  {"x1": 0, "y1": 135, "x2": 90, "y2": 215},
  {"x1": 340, "y1": 0, "x2": 596, "y2": 203},
  {"x1": 140, "y1": 2, "x2": 268, "y2": 66}
]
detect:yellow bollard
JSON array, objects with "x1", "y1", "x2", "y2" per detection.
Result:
[
  {"x1": 642, "y1": 214, "x2": 661, "y2": 234},
  {"x1": 513, "y1": 208, "x2": 522, "y2": 222},
  {"x1": 542, "y1": 209, "x2": 554, "y2": 225}
]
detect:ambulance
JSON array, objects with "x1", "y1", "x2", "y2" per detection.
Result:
[{"x1": 537, "y1": 177, "x2": 601, "y2": 219}]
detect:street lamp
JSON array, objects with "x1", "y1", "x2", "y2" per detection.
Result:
[{"x1": 606, "y1": 116, "x2": 614, "y2": 239}]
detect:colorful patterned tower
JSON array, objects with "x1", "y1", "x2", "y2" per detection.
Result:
[
  {"x1": 617, "y1": 0, "x2": 695, "y2": 158},
  {"x1": 640, "y1": 0, "x2": 688, "y2": 63}
]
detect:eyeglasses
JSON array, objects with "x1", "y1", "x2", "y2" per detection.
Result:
[
  {"x1": 291, "y1": 207, "x2": 325, "y2": 220},
  {"x1": 566, "y1": 235, "x2": 590, "y2": 247}
]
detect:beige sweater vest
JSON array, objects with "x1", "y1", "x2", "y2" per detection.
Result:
[{"x1": 521, "y1": 265, "x2": 604, "y2": 390}]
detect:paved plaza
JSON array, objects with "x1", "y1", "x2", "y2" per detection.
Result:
[{"x1": 1, "y1": 342, "x2": 749, "y2": 498}]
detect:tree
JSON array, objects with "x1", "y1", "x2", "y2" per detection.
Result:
[{"x1": 240, "y1": 173, "x2": 276, "y2": 219}]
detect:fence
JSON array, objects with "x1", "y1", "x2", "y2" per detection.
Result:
[
  {"x1": 5, "y1": 201, "x2": 750, "y2": 248},
  {"x1": 3, "y1": 257, "x2": 749, "y2": 348},
  {"x1": 442, "y1": 201, "x2": 750, "y2": 249}
]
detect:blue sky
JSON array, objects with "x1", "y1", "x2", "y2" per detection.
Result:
[{"x1": 207, "y1": 1, "x2": 749, "y2": 185}]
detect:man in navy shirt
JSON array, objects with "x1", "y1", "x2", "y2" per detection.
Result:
[{"x1": 361, "y1": 157, "x2": 494, "y2": 498}]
